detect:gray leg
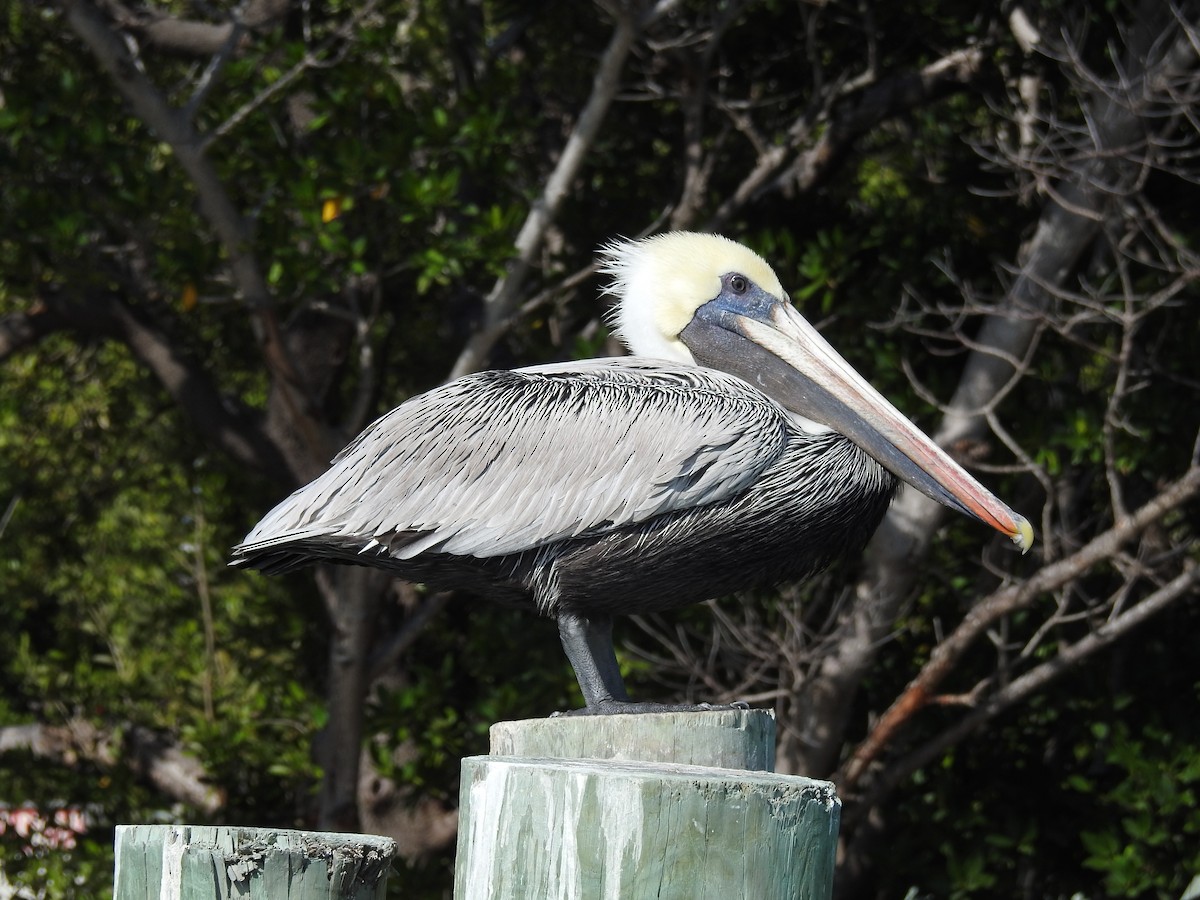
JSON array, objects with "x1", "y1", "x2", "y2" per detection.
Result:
[
  {"x1": 558, "y1": 612, "x2": 629, "y2": 707},
  {"x1": 557, "y1": 611, "x2": 753, "y2": 715}
]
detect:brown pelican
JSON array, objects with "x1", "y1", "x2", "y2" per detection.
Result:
[{"x1": 232, "y1": 232, "x2": 1032, "y2": 713}]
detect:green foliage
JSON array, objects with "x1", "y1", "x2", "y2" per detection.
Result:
[
  {"x1": 0, "y1": 805, "x2": 114, "y2": 900},
  {"x1": 0, "y1": 335, "x2": 323, "y2": 894},
  {"x1": 1072, "y1": 715, "x2": 1200, "y2": 897},
  {"x1": 794, "y1": 228, "x2": 858, "y2": 314}
]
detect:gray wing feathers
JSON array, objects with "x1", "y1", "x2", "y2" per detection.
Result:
[{"x1": 237, "y1": 359, "x2": 787, "y2": 560}]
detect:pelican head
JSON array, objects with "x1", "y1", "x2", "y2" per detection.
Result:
[{"x1": 599, "y1": 231, "x2": 1034, "y2": 552}]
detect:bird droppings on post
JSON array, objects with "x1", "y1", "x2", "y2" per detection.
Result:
[
  {"x1": 113, "y1": 824, "x2": 397, "y2": 899},
  {"x1": 232, "y1": 232, "x2": 1032, "y2": 715},
  {"x1": 299, "y1": 838, "x2": 393, "y2": 883},
  {"x1": 224, "y1": 840, "x2": 269, "y2": 883}
]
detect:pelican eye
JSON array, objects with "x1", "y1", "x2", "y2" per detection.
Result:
[{"x1": 729, "y1": 274, "x2": 748, "y2": 294}]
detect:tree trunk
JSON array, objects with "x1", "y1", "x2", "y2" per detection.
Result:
[{"x1": 315, "y1": 566, "x2": 391, "y2": 831}]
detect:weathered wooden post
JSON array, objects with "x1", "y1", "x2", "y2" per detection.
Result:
[
  {"x1": 454, "y1": 709, "x2": 839, "y2": 899},
  {"x1": 113, "y1": 824, "x2": 396, "y2": 899}
]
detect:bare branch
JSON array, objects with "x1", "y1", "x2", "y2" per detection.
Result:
[
  {"x1": 0, "y1": 720, "x2": 223, "y2": 814},
  {"x1": 849, "y1": 561, "x2": 1199, "y2": 823},
  {"x1": 59, "y1": 0, "x2": 272, "y2": 312},
  {"x1": 368, "y1": 591, "x2": 453, "y2": 681},
  {"x1": 182, "y1": 8, "x2": 249, "y2": 120},
  {"x1": 208, "y1": 0, "x2": 384, "y2": 146},
  {"x1": 842, "y1": 462, "x2": 1200, "y2": 787},
  {"x1": 57, "y1": 0, "x2": 338, "y2": 475},
  {"x1": 705, "y1": 45, "x2": 987, "y2": 232},
  {"x1": 98, "y1": 0, "x2": 289, "y2": 58},
  {"x1": 665, "y1": 3, "x2": 741, "y2": 231},
  {"x1": 2, "y1": 290, "x2": 290, "y2": 478}
]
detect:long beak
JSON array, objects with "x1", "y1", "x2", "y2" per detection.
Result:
[{"x1": 682, "y1": 294, "x2": 1034, "y2": 552}]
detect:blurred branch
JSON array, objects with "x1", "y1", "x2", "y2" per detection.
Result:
[
  {"x1": 59, "y1": 0, "x2": 274, "y2": 314},
  {"x1": 98, "y1": 0, "x2": 289, "y2": 57},
  {"x1": 0, "y1": 290, "x2": 290, "y2": 478},
  {"x1": 368, "y1": 591, "x2": 453, "y2": 681},
  {"x1": 665, "y1": 2, "x2": 742, "y2": 231},
  {"x1": 0, "y1": 720, "x2": 223, "y2": 815},
  {"x1": 182, "y1": 7, "x2": 248, "y2": 120},
  {"x1": 208, "y1": 0, "x2": 384, "y2": 146},
  {"x1": 0, "y1": 493, "x2": 19, "y2": 544}
]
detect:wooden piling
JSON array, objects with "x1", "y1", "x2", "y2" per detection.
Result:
[
  {"x1": 113, "y1": 824, "x2": 396, "y2": 899},
  {"x1": 489, "y1": 706, "x2": 777, "y2": 770},
  {"x1": 454, "y1": 709, "x2": 840, "y2": 899}
]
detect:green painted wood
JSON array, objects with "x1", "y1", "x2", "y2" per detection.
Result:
[
  {"x1": 113, "y1": 824, "x2": 396, "y2": 899},
  {"x1": 454, "y1": 755, "x2": 839, "y2": 900},
  {"x1": 489, "y1": 708, "x2": 776, "y2": 770}
]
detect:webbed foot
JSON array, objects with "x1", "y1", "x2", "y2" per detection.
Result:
[{"x1": 552, "y1": 699, "x2": 752, "y2": 717}]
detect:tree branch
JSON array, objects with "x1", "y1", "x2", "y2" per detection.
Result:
[
  {"x1": 56, "y1": 0, "x2": 326, "y2": 473},
  {"x1": 99, "y1": 0, "x2": 289, "y2": 58},
  {"x1": 847, "y1": 561, "x2": 1199, "y2": 824},
  {"x1": 368, "y1": 591, "x2": 453, "y2": 682},
  {"x1": 59, "y1": 0, "x2": 272, "y2": 314},
  {"x1": 0, "y1": 719, "x2": 223, "y2": 814},
  {"x1": 842, "y1": 463, "x2": 1200, "y2": 787},
  {"x1": 705, "y1": 45, "x2": 986, "y2": 232},
  {"x1": 1, "y1": 290, "x2": 290, "y2": 478},
  {"x1": 207, "y1": 0, "x2": 384, "y2": 146},
  {"x1": 447, "y1": 3, "x2": 645, "y2": 379}
]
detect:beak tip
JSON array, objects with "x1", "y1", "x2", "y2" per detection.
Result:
[{"x1": 1011, "y1": 516, "x2": 1035, "y2": 554}]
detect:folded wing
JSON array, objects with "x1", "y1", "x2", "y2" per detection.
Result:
[{"x1": 232, "y1": 358, "x2": 788, "y2": 568}]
